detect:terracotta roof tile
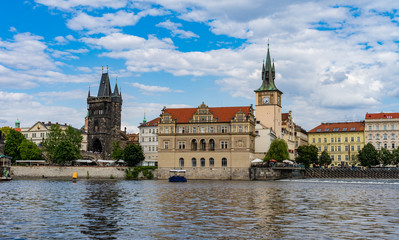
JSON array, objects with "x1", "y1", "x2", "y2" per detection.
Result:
[
  {"x1": 365, "y1": 112, "x2": 399, "y2": 119},
  {"x1": 308, "y1": 121, "x2": 365, "y2": 133},
  {"x1": 164, "y1": 106, "x2": 251, "y2": 123}
]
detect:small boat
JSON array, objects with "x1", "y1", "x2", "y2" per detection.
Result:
[
  {"x1": 169, "y1": 169, "x2": 187, "y2": 182},
  {"x1": 0, "y1": 155, "x2": 12, "y2": 181}
]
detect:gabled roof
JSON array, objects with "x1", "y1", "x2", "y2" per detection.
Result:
[
  {"x1": 308, "y1": 121, "x2": 365, "y2": 133},
  {"x1": 163, "y1": 106, "x2": 252, "y2": 124},
  {"x1": 365, "y1": 112, "x2": 399, "y2": 119},
  {"x1": 139, "y1": 117, "x2": 160, "y2": 128}
]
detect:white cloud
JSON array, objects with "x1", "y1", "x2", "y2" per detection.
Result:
[
  {"x1": 156, "y1": 20, "x2": 199, "y2": 38},
  {"x1": 9, "y1": 27, "x2": 17, "y2": 32},
  {"x1": 132, "y1": 82, "x2": 183, "y2": 94},
  {"x1": 34, "y1": 0, "x2": 128, "y2": 11},
  {"x1": 54, "y1": 36, "x2": 68, "y2": 45}
]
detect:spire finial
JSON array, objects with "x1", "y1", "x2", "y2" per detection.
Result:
[
  {"x1": 107, "y1": 65, "x2": 109, "y2": 73},
  {"x1": 102, "y1": 66, "x2": 103, "y2": 73},
  {"x1": 268, "y1": 39, "x2": 269, "y2": 48}
]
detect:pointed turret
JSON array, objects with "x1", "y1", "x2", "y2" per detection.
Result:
[
  {"x1": 88, "y1": 86, "x2": 91, "y2": 98},
  {"x1": 255, "y1": 45, "x2": 280, "y2": 92},
  {"x1": 97, "y1": 72, "x2": 112, "y2": 97},
  {"x1": 143, "y1": 111, "x2": 147, "y2": 124},
  {"x1": 113, "y1": 83, "x2": 120, "y2": 96}
]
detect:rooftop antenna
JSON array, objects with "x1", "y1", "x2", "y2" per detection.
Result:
[{"x1": 102, "y1": 66, "x2": 104, "y2": 73}]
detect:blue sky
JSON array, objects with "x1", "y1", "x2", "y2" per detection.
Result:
[{"x1": 1, "y1": 0, "x2": 399, "y2": 132}]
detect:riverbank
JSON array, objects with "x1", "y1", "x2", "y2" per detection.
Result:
[{"x1": 12, "y1": 166, "x2": 130, "y2": 180}]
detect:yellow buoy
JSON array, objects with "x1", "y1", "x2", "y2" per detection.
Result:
[{"x1": 72, "y1": 172, "x2": 78, "y2": 179}]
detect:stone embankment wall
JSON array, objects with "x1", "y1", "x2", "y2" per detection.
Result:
[
  {"x1": 158, "y1": 167, "x2": 250, "y2": 180},
  {"x1": 304, "y1": 168, "x2": 399, "y2": 178},
  {"x1": 12, "y1": 166, "x2": 129, "y2": 179}
]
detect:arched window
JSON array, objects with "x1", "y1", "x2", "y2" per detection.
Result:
[
  {"x1": 209, "y1": 139, "x2": 215, "y2": 151},
  {"x1": 209, "y1": 158, "x2": 214, "y2": 167},
  {"x1": 222, "y1": 158, "x2": 227, "y2": 167},
  {"x1": 93, "y1": 138, "x2": 102, "y2": 153},
  {"x1": 192, "y1": 158, "x2": 197, "y2": 167},
  {"x1": 94, "y1": 120, "x2": 99, "y2": 132},
  {"x1": 179, "y1": 158, "x2": 184, "y2": 167},
  {"x1": 200, "y1": 158, "x2": 205, "y2": 167},
  {"x1": 200, "y1": 139, "x2": 206, "y2": 150},
  {"x1": 191, "y1": 139, "x2": 197, "y2": 150}
]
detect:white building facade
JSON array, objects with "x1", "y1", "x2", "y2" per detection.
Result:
[
  {"x1": 138, "y1": 118, "x2": 159, "y2": 166},
  {"x1": 365, "y1": 113, "x2": 399, "y2": 151}
]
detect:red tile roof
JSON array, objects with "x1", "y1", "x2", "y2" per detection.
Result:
[
  {"x1": 282, "y1": 113, "x2": 289, "y2": 121},
  {"x1": 308, "y1": 121, "x2": 365, "y2": 133},
  {"x1": 163, "y1": 106, "x2": 251, "y2": 123},
  {"x1": 365, "y1": 112, "x2": 399, "y2": 119},
  {"x1": 139, "y1": 117, "x2": 160, "y2": 128}
]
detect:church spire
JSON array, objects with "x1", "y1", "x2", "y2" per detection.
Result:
[
  {"x1": 255, "y1": 44, "x2": 280, "y2": 92},
  {"x1": 97, "y1": 68, "x2": 112, "y2": 97}
]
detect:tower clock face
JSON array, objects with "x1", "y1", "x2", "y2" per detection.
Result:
[{"x1": 262, "y1": 96, "x2": 270, "y2": 104}]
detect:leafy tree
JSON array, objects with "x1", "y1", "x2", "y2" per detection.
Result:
[
  {"x1": 19, "y1": 139, "x2": 42, "y2": 160},
  {"x1": 43, "y1": 124, "x2": 63, "y2": 162},
  {"x1": 0, "y1": 126, "x2": 13, "y2": 139},
  {"x1": 264, "y1": 139, "x2": 289, "y2": 162},
  {"x1": 4, "y1": 129, "x2": 25, "y2": 162},
  {"x1": 111, "y1": 141, "x2": 124, "y2": 160},
  {"x1": 54, "y1": 140, "x2": 77, "y2": 164},
  {"x1": 357, "y1": 143, "x2": 378, "y2": 167},
  {"x1": 123, "y1": 143, "x2": 145, "y2": 166},
  {"x1": 296, "y1": 145, "x2": 318, "y2": 168},
  {"x1": 319, "y1": 150, "x2": 332, "y2": 167},
  {"x1": 378, "y1": 148, "x2": 393, "y2": 166},
  {"x1": 392, "y1": 148, "x2": 399, "y2": 165},
  {"x1": 43, "y1": 124, "x2": 82, "y2": 163}
]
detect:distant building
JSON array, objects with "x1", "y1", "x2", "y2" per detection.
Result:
[
  {"x1": 365, "y1": 112, "x2": 399, "y2": 151},
  {"x1": 157, "y1": 102, "x2": 255, "y2": 180},
  {"x1": 308, "y1": 121, "x2": 365, "y2": 167},
  {"x1": 20, "y1": 121, "x2": 88, "y2": 150},
  {"x1": 138, "y1": 117, "x2": 159, "y2": 166},
  {"x1": 87, "y1": 70, "x2": 127, "y2": 158},
  {"x1": 294, "y1": 124, "x2": 308, "y2": 158},
  {"x1": 282, "y1": 111, "x2": 296, "y2": 159},
  {"x1": 254, "y1": 122, "x2": 276, "y2": 157},
  {"x1": 127, "y1": 133, "x2": 140, "y2": 145},
  {"x1": 14, "y1": 119, "x2": 21, "y2": 132}
]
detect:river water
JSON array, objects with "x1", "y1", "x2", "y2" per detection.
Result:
[{"x1": 1, "y1": 179, "x2": 399, "y2": 239}]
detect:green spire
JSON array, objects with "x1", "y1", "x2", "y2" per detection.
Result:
[
  {"x1": 143, "y1": 111, "x2": 147, "y2": 124},
  {"x1": 255, "y1": 44, "x2": 279, "y2": 92}
]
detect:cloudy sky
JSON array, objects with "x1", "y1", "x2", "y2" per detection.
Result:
[{"x1": 1, "y1": 0, "x2": 399, "y2": 132}]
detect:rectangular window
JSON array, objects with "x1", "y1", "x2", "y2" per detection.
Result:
[
  {"x1": 392, "y1": 125, "x2": 394, "y2": 130},
  {"x1": 376, "y1": 125, "x2": 379, "y2": 130},
  {"x1": 312, "y1": 138, "x2": 315, "y2": 143},
  {"x1": 393, "y1": 143, "x2": 395, "y2": 149},
  {"x1": 32, "y1": 133, "x2": 36, "y2": 138},
  {"x1": 178, "y1": 142, "x2": 185, "y2": 149},
  {"x1": 337, "y1": 146, "x2": 341, "y2": 151},
  {"x1": 351, "y1": 146, "x2": 354, "y2": 151},
  {"x1": 331, "y1": 155, "x2": 334, "y2": 161},
  {"x1": 318, "y1": 146, "x2": 321, "y2": 152},
  {"x1": 331, "y1": 138, "x2": 334, "y2": 143},
  {"x1": 221, "y1": 141, "x2": 228, "y2": 149},
  {"x1": 345, "y1": 146, "x2": 348, "y2": 151},
  {"x1": 324, "y1": 146, "x2": 327, "y2": 151},
  {"x1": 164, "y1": 142, "x2": 169, "y2": 149},
  {"x1": 24, "y1": 134, "x2": 28, "y2": 138},
  {"x1": 165, "y1": 128, "x2": 169, "y2": 134},
  {"x1": 238, "y1": 126, "x2": 243, "y2": 133},
  {"x1": 368, "y1": 125, "x2": 372, "y2": 130},
  {"x1": 351, "y1": 137, "x2": 354, "y2": 142},
  {"x1": 40, "y1": 133, "x2": 45, "y2": 138},
  {"x1": 369, "y1": 134, "x2": 372, "y2": 140},
  {"x1": 345, "y1": 155, "x2": 349, "y2": 161},
  {"x1": 318, "y1": 138, "x2": 321, "y2": 143},
  {"x1": 192, "y1": 127, "x2": 196, "y2": 133},
  {"x1": 345, "y1": 137, "x2": 348, "y2": 142},
  {"x1": 338, "y1": 155, "x2": 341, "y2": 161},
  {"x1": 210, "y1": 127, "x2": 214, "y2": 133},
  {"x1": 324, "y1": 138, "x2": 327, "y2": 143},
  {"x1": 331, "y1": 146, "x2": 334, "y2": 152},
  {"x1": 338, "y1": 138, "x2": 341, "y2": 142},
  {"x1": 384, "y1": 125, "x2": 387, "y2": 130},
  {"x1": 357, "y1": 137, "x2": 360, "y2": 142},
  {"x1": 201, "y1": 127, "x2": 205, "y2": 133},
  {"x1": 357, "y1": 145, "x2": 361, "y2": 151}
]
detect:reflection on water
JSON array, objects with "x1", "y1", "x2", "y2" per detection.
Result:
[{"x1": 1, "y1": 179, "x2": 399, "y2": 239}]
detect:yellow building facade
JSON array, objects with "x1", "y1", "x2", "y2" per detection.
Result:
[{"x1": 308, "y1": 122, "x2": 365, "y2": 167}]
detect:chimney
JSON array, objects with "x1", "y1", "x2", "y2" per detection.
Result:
[{"x1": 48, "y1": 121, "x2": 51, "y2": 125}]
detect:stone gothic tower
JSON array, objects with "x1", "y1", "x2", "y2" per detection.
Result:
[
  {"x1": 254, "y1": 45, "x2": 283, "y2": 138},
  {"x1": 87, "y1": 70, "x2": 122, "y2": 158}
]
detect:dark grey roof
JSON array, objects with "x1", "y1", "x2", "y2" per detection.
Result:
[{"x1": 97, "y1": 73, "x2": 112, "y2": 97}]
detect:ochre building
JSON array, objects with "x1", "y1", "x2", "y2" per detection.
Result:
[
  {"x1": 157, "y1": 102, "x2": 256, "y2": 180},
  {"x1": 308, "y1": 121, "x2": 365, "y2": 167}
]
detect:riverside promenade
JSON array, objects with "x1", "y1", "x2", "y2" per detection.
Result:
[{"x1": 304, "y1": 168, "x2": 399, "y2": 179}]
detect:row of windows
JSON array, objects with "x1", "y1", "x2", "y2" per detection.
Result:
[
  {"x1": 318, "y1": 145, "x2": 361, "y2": 152},
  {"x1": 330, "y1": 155, "x2": 355, "y2": 161},
  {"x1": 368, "y1": 133, "x2": 396, "y2": 140},
  {"x1": 144, "y1": 146, "x2": 158, "y2": 152},
  {"x1": 375, "y1": 142, "x2": 395, "y2": 149},
  {"x1": 312, "y1": 136, "x2": 361, "y2": 143},
  {"x1": 179, "y1": 157, "x2": 228, "y2": 167},
  {"x1": 24, "y1": 133, "x2": 46, "y2": 138},
  {"x1": 165, "y1": 139, "x2": 227, "y2": 150},
  {"x1": 141, "y1": 128, "x2": 158, "y2": 134},
  {"x1": 142, "y1": 137, "x2": 158, "y2": 142},
  {"x1": 367, "y1": 124, "x2": 395, "y2": 131},
  {"x1": 160, "y1": 125, "x2": 249, "y2": 134}
]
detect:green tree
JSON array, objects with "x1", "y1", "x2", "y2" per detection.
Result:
[
  {"x1": 43, "y1": 124, "x2": 63, "y2": 162},
  {"x1": 296, "y1": 145, "x2": 318, "y2": 168},
  {"x1": 264, "y1": 139, "x2": 289, "y2": 162},
  {"x1": 319, "y1": 150, "x2": 332, "y2": 167},
  {"x1": 43, "y1": 124, "x2": 82, "y2": 163},
  {"x1": 0, "y1": 126, "x2": 13, "y2": 139},
  {"x1": 4, "y1": 129, "x2": 25, "y2": 162},
  {"x1": 111, "y1": 141, "x2": 124, "y2": 160},
  {"x1": 19, "y1": 139, "x2": 42, "y2": 160},
  {"x1": 123, "y1": 143, "x2": 145, "y2": 166},
  {"x1": 357, "y1": 143, "x2": 378, "y2": 167},
  {"x1": 378, "y1": 148, "x2": 393, "y2": 166},
  {"x1": 392, "y1": 147, "x2": 399, "y2": 165},
  {"x1": 54, "y1": 139, "x2": 77, "y2": 164}
]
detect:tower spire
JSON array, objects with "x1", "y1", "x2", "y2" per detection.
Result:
[{"x1": 255, "y1": 43, "x2": 280, "y2": 92}]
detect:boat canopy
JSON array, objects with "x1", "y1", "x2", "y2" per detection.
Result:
[{"x1": 169, "y1": 169, "x2": 186, "y2": 173}]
